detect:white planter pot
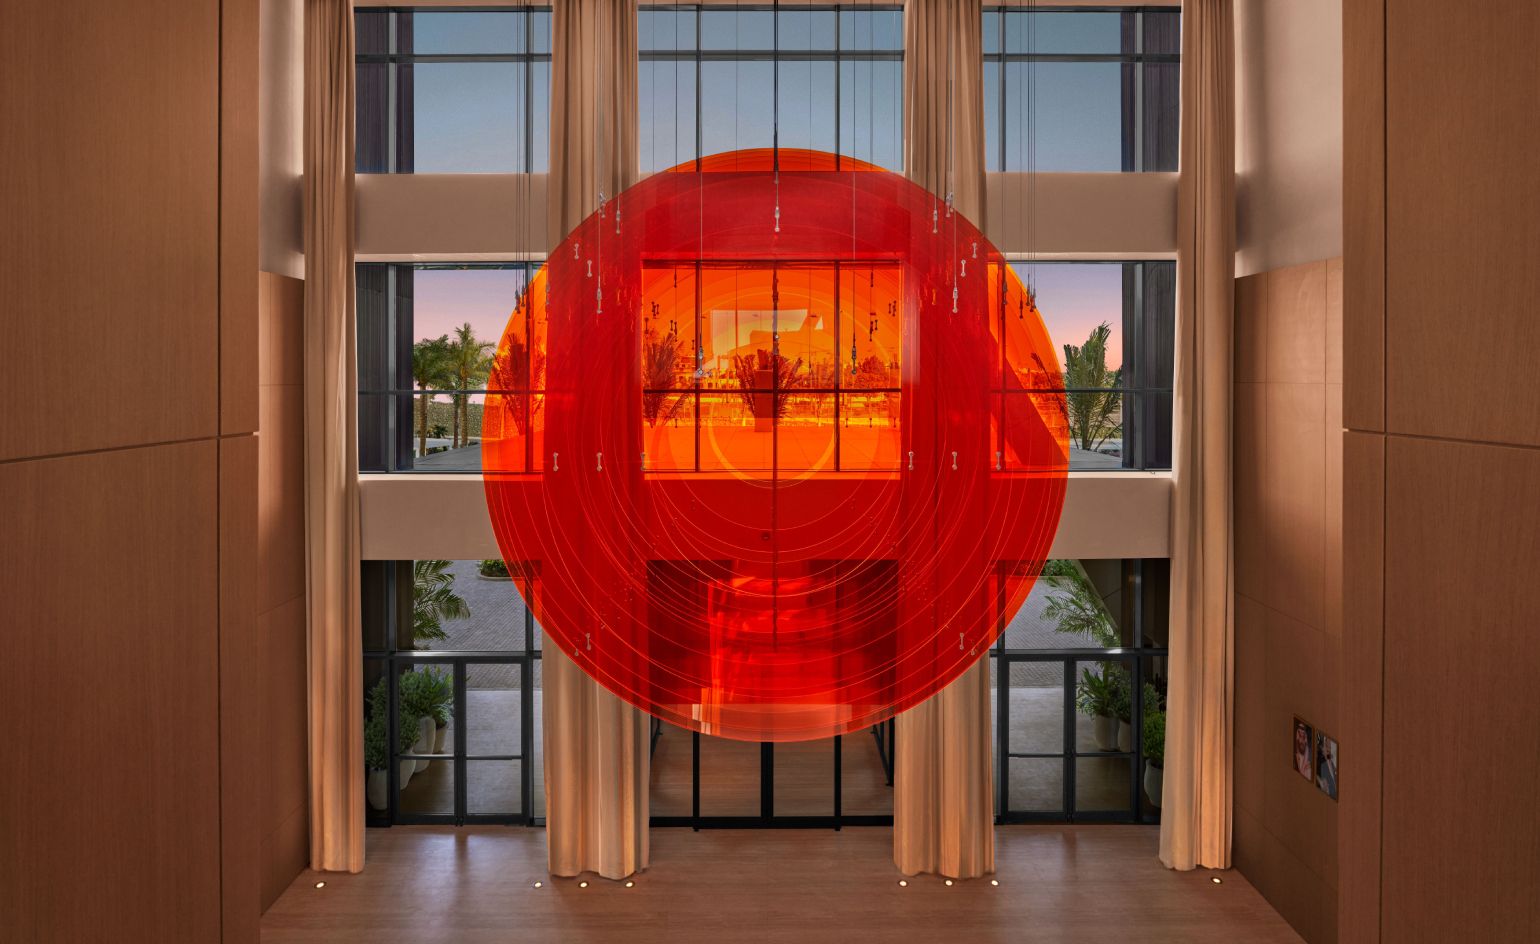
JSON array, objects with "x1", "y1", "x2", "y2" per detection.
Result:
[
  {"x1": 399, "y1": 757, "x2": 415, "y2": 789},
  {"x1": 412, "y1": 716, "x2": 436, "y2": 772},
  {"x1": 367, "y1": 769, "x2": 388, "y2": 811},
  {"x1": 1144, "y1": 761, "x2": 1164, "y2": 808},
  {"x1": 433, "y1": 722, "x2": 449, "y2": 754},
  {"x1": 1117, "y1": 720, "x2": 1133, "y2": 753},
  {"x1": 1092, "y1": 714, "x2": 1119, "y2": 752}
]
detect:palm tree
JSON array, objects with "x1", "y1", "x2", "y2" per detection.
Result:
[
  {"x1": 412, "y1": 335, "x2": 454, "y2": 456},
  {"x1": 642, "y1": 323, "x2": 687, "y2": 427},
  {"x1": 448, "y1": 323, "x2": 495, "y2": 448},
  {"x1": 1062, "y1": 322, "x2": 1124, "y2": 454},
  {"x1": 412, "y1": 559, "x2": 470, "y2": 648}
]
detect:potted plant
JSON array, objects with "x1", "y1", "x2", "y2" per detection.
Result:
[
  {"x1": 1075, "y1": 665, "x2": 1120, "y2": 751},
  {"x1": 404, "y1": 666, "x2": 455, "y2": 754},
  {"x1": 365, "y1": 677, "x2": 420, "y2": 810},
  {"x1": 478, "y1": 558, "x2": 511, "y2": 580},
  {"x1": 398, "y1": 670, "x2": 441, "y2": 773},
  {"x1": 1142, "y1": 682, "x2": 1166, "y2": 807}
]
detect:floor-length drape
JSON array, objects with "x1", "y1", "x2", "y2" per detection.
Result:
[
  {"x1": 303, "y1": 0, "x2": 364, "y2": 874},
  {"x1": 1161, "y1": 0, "x2": 1235, "y2": 872},
  {"x1": 543, "y1": 0, "x2": 649, "y2": 881},
  {"x1": 894, "y1": 0, "x2": 993, "y2": 881}
]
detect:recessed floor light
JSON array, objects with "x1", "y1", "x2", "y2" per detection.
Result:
[
  {"x1": 533, "y1": 881, "x2": 543, "y2": 889},
  {"x1": 1211, "y1": 876, "x2": 1223, "y2": 885},
  {"x1": 990, "y1": 880, "x2": 999, "y2": 886},
  {"x1": 313, "y1": 882, "x2": 326, "y2": 889},
  {"x1": 624, "y1": 881, "x2": 635, "y2": 888},
  {"x1": 898, "y1": 880, "x2": 908, "y2": 887},
  {"x1": 944, "y1": 879, "x2": 954, "y2": 887},
  {"x1": 579, "y1": 881, "x2": 589, "y2": 888}
]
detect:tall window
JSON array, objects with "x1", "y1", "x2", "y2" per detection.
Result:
[
  {"x1": 357, "y1": 263, "x2": 538, "y2": 472},
  {"x1": 983, "y1": 6, "x2": 1180, "y2": 172},
  {"x1": 355, "y1": 6, "x2": 552, "y2": 173},
  {"x1": 638, "y1": 4, "x2": 904, "y2": 174},
  {"x1": 1016, "y1": 260, "x2": 1174, "y2": 470}
]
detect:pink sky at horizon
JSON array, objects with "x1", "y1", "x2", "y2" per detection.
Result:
[{"x1": 410, "y1": 263, "x2": 1127, "y2": 381}]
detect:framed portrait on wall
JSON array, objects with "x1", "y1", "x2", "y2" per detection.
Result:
[
  {"x1": 1292, "y1": 717, "x2": 1314, "y2": 781},
  {"x1": 1315, "y1": 732, "x2": 1338, "y2": 800}
]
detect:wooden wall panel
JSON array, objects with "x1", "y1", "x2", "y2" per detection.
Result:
[
  {"x1": 221, "y1": 436, "x2": 262, "y2": 944},
  {"x1": 222, "y1": 0, "x2": 261, "y2": 434},
  {"x1": 0, "y1": 442, "x2": 222, "y2": 942},
  {"x1": 1384, "y1": 0, "x2": 1540, "y2": 448},
  {"x1": 1341, "y1": 0, "x2": 1384, "y2": 432},
  {"x1": 1233, "y1": 258, "x2": 1342, "y2": 944},
  {"x1": 0, "y1": 1, "x2": 220, "y2": 462},
  {"x1": 1380, "y1": 437, "x2": 1540, "y2": 943}
]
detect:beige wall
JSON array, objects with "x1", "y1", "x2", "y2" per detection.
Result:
[
  {"x1": 260, "y1": 0, "x2": 304, "y2": 278},
  {"x1": 0, "y1": 2, "x2": 264, "y2": 941},
  {"x1": 1234, "y1": 0, "x2": 1343, "y2": 277},
  {"x1": 1342, "y1": 1, "x2": 1540, "y2": 942},
  {"x1": 1232, "y1": 258, "x2": 1343, "y2": 944}
]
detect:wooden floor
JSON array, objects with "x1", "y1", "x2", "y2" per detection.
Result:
[{"x1": 261, "y1": 827, "x2": 1302, "y2": 944}]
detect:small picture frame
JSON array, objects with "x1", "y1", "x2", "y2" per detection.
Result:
[
  {"x1": 1315, "y1": 731, "x2": 1338, "y2": 800},
  {"x1": 1292, "y1": 716, "x2": 1314, "y2": 781}
]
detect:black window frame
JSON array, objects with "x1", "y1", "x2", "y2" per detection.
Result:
[
  {"x1": 355, "y1": 5, "x2": 553, "y2": 174},
  {"x1": 982, "y1": 5, "x2": 1181, "y2": 173}
]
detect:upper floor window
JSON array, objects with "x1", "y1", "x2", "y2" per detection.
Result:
[
  {"x1": 983, "y1": 7, "x2": 1180, "y2": 173},
  {"x1": 638, "y1": 4, "x2": 904, "y2": 174},
  {"x1": 355, "y1": 7, "x2": 552, "y2": 173}
]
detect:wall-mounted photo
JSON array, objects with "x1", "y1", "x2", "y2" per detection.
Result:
[
  {"x1": 1315, "y1": 731, "x2": 1338, "y2": 800},
  {"x1": 1292, "y1": 717, "x2": 1314, "y2": 781}
]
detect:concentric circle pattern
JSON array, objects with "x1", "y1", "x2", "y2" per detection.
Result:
[{"x1": 483, "y1": 150, "x2": 1067, "y2": 741}]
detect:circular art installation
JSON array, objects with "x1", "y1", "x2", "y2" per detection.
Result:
[{"x1": 483, "y1": 150, "x2": 1067, "y2": 741}]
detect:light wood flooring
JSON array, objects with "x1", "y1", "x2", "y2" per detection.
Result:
[{"x1": 261, "y1": 826, "x2": 1302, "y2": 943}]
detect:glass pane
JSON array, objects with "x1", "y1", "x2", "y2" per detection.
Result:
[
  {"x1": 1004, "y1": 11, "x2": 1122, "y2": 54},
  {"x1": 1007, "y1": 660, "x2": 1063, "y2": 755},
  {"x1": 410, "y1": 11, "x2": 524, "y2": 55},
  {"x1": 982, "y1": 9, "x2": 1001, "y2": 55},
  {"x1": 1004, "y1": 561, "x2": 1123, "y2": 649},
  {"x1": 774, "y1": 739, "x2": 834, "y2": 816},
  {"x1": 639, "y1": 59, "x2": 698, "y2": 174},
  {"x1": 983, "y1": 60, "x2": 1001, "y2": 172},
  {"x1": 467, "y1": 759, "x2": 522, "y2": 816},
  {"x1": 838, "y1": 393, "x2": 900, "y2": 471},
  {"x1": 1007, "y1": 756, "x2": 1062, "y2": 813},
  {"x1": 1142, "y1": 61, "x2": 1180, "y2": 172},
  {"x1": 778, "y1": 10, "x2": 837, "y2": 50},
  {"x1": 639, "y1": 8, "x2": 696, "y2": 51},
  {"x1": 649, "y1": 722, "x2": 694, "y2": 816},
  {"x1": 778, "y1": 394, "x2": 835, "y2": 472},
  {"x1": 840, "y1": 729, "x2": 893, "y2": 816},
  {"x1": 839, "y1": 10, "x2": 903, "y2": 51},
  {"x1": 355, "y1": 61, "x2": 388, "y2": 173},
  {"x1": 776, "y1": 59, "x2": 838, "y2": 159},
  {"x1": 531, "y1": 60, "x2": 551, "y2": 174},
  {"x1": 465, "y1": 662, "x2": 522, "y2": 756},
  {"x1": 701, "y1": 9, "x2": 774, "y2": 50},
  {"x1": 395, "y1": 665, "x2": 455, "y2": 815},
  {"x1": 1076, "y1": 755, "x2": 1132, "y2": 812},
  {"x1": 530, "y1": 10, "x2": 551, "y2": 54},
  {"x1": 355, "y1": 9, "x2": 388, "y2": 55},
  {"x1": 413, "y1": 267, "x2": 528, "y2": 384},
  {"x1": 411, "y1": 559, "x2": 526, "y2": 651},
  {"x1": 413, "y1": 62, "x2": 524, "y2": 173},
  {"x1": 1003, "y1": 61, "x2": 1123, "y2": 172},
  {"x1": 839, "y1": 58, "x2": 903, "y2": 172},
  {"x1": 698, "y1": 735, "x2": 761, "y2": 816},
  {"x1": 1012, "y1": 262, "x2": 1125, "y2": 383},
  {"x1": 701, "y1": 60, "x2": 774, "y2": 157}
]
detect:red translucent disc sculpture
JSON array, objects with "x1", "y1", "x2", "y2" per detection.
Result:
[{"x1": 483, "y1": 150, "x2": 1067, "y2": 741}]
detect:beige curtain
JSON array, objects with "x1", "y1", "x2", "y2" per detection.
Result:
[
  {"x1": 894, "y1": 0, "x2": 993, "y2": 882},
  {"x1": 543, "y1": 0, "x2": 649, "y2": 881},
  {"x1": 1162, "y1": 0, "x2": 1235, "y2": 872},
  {"x1": 303, "y1": 0, "x2": 363, "y2": 874}
]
